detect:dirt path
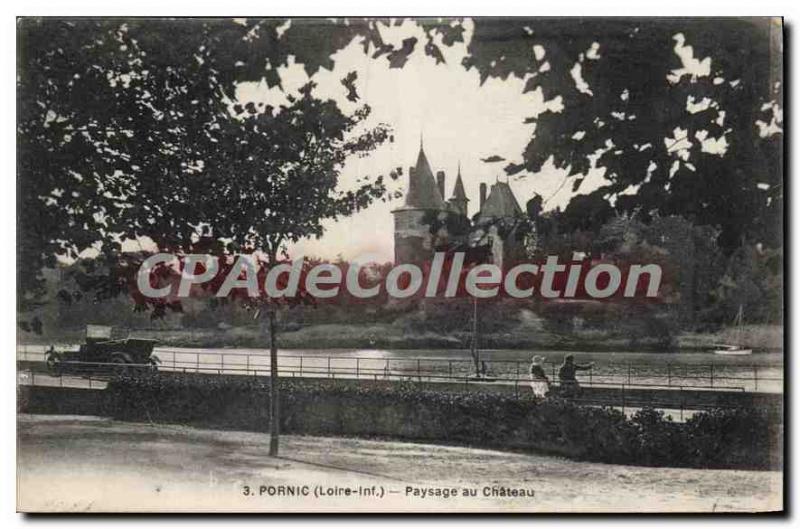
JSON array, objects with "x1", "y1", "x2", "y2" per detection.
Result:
[{"x1": 17, "y1": 414, "x2": 782, "y2": 513}]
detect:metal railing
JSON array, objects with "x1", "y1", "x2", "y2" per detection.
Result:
[
  {"x1": 18, "y1": 357, "x2": 775, "y2": 422},
  {"x1": 17, "y1": 344, "x2": 783, "y2": 393},
  {"x1": 18, "y1": 356, "x2": 750, "y2": 393}
]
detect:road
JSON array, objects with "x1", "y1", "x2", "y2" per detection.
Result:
[{"x1": 17, "y1": 414, "x2": 782, "y2": 513}]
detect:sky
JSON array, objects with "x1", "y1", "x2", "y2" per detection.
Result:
[{"x1": 235, "y1": 19, "x2": 610, "y2": 262}]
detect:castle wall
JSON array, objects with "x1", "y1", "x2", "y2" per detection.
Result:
[{"x1": 393, "y1": 209, "x2": 435, "y2": 263}]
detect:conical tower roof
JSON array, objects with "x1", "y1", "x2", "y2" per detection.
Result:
[
  {"x1": 451, "y1": 163, "x2": 468, "y2": 202},
  {"x1": 403, "y1": 142, "x2": 445, "y2": 209}
]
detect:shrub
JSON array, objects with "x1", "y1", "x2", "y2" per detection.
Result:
[{"x1": 105, "y1": 373, "x2": 780, "y2": 470}]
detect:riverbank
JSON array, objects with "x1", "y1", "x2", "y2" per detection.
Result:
[
  {"x1": 17, "y1": 414, "x2": 782, "y2": 512},
  {"x1": 19, "y1": 322, "x2": 784, "y2": 353}
]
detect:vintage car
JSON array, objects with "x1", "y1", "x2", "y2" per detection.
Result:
[{"x1": 45, "y1": 325, "x2": 160, "y2": 376}]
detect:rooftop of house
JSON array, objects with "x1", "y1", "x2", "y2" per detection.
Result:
[{"x1": 476, "y1": 181, "x2": 523, "y2": 222}]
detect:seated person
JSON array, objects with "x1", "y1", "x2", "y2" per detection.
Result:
[{"x1": 528, "y1": 355, "x2": 550, "y2": 399}]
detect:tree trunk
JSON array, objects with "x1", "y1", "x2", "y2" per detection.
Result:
[
  {"x1": 471, "y1": 297, "x2": 480, "y2": 375},
  {"x1": 268, "y1": 306, "x2": 279, "y2": 456}
]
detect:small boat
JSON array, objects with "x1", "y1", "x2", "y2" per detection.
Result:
[
  {"x1": 714, "y1": 344, "x2": 753, "y2": 356},
  {"x1": 714, "y1": 305, "x2": 752, "y2": 355}
]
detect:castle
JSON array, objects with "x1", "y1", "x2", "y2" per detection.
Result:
[{"x1": 392, "y1": 141, "x2": 532, "y2": 268}]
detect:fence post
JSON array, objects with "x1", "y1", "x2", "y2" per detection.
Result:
[
  {"x1": 173, "y1": 351, "x2": 176, "y2": 370},
  {"x1": 448, "y1": 360, "x2": 453, "y2": 379},
  {"x1": 300, "y1": 356, "x2": 303, "y2": 377},
  {"x1": 627, "y1": 363, "x2": 631, "y2": 385},
  {"x1": 356, "y1": 358, "x2": 360, "y2": 379},
  {"x1": 196, "y1": 353, "x2": 200, "y2": 373},
  {"x1": 221, "y1": 354, "x2": 224, "y2": 373},
  {"x1": 754, "y1": 364, "x2": 759, "y2": 391},
  {"x1": 667, "y1": 364, "x2": 671, "y2": 386},
  {"x1": 710, "y1": 363, "x2": 714, "y2": 388},
  {"x1": 246, "y1": 354, "x2": 250, "y2": 375},
  {"x1": 417, "y1": 359, "x2": 421, "y2": 382},
  {"x1": 385, "y1": 359, "x2": 389, "y2": 379},
  {"x1": 621, "y1": 384, "x2": 626, "y2": 414},
  {"x1": 589, "y1": 365, "x2": 593, "y2": 386},
  {"x1": 327, "y1": 357, "x2": 331, "y2": 378}
]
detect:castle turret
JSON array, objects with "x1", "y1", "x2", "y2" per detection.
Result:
[
  {"x1": 448, "y1": 162, "x2": 469, "y2": 217},
  {"x1": 473, "y1": 180, "x2": 526, "y2": 268},
  {"x1": 391, "y1": 141, "x2": 446, "y2": 263},
  {"x1": 476, "y1": 181, "x2": 523, "y2": 223}
]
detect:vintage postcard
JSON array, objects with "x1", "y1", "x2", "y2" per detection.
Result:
[{"x1": 16, "y1": 16, "x2": 784, "y2": 513}]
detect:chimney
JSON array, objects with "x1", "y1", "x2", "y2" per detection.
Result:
[
  {"x1": 436, "y1": 171, "x2": 445, "y2": 199},
  {"x1": 479, "y1": 182, "x2": 487, "y2": 209}
]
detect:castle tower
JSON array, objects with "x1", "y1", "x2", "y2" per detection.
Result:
[
  {"x1": 448, "y1": 162, "x2": 469, "y2": 217},
  {"x1": 391, "y1": 140, "x2": 446, "y2": 263},
  {"x1": 473, "y1": 180, "x2": 526, "y2": 268},
  {"x1": 476, "y1": 181, "x2": 523, "y2": 223}
]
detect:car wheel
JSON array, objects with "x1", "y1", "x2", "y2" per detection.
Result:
[{"x1": 110, "y1": 353, "x2": 133, "y2": 377}]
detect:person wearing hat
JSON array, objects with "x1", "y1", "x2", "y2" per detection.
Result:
[{"x1": 528, "y1": 355, "x2": 550, "y2": 399}]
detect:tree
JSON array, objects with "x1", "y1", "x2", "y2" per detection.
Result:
[
  {"x1": 459, "y1": 18, "x2": 783, "y2": 252},
  {"x1": 17, "y1": 18, "x2": 390, "y2": 308},
  {"x1": 17, "y1": 18, "x2": 245, "y2": 313},
  {"x1": 18, "y1": 18, "x2": 392, "y2": 455},
  {"x1": 711, "y1": 244, "x2": 782, "y2": 324},
  {"x1": 203, "y1": 81, "x2": 391, "y2": 455}
]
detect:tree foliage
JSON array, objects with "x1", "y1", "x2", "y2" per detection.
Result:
[
  {"x1": 17, "y1": 18, "x2": 395, "y2": 307},
  {"x1": 209, "y1": 83, "x2": 391, "y2": 258},
  {"x1": 457, "y1": 18, "x2": 783, "y2": 252}
]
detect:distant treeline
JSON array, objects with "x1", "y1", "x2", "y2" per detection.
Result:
[{"x1": 23, "y1": 212, "x2": 781, "y2": 347}]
